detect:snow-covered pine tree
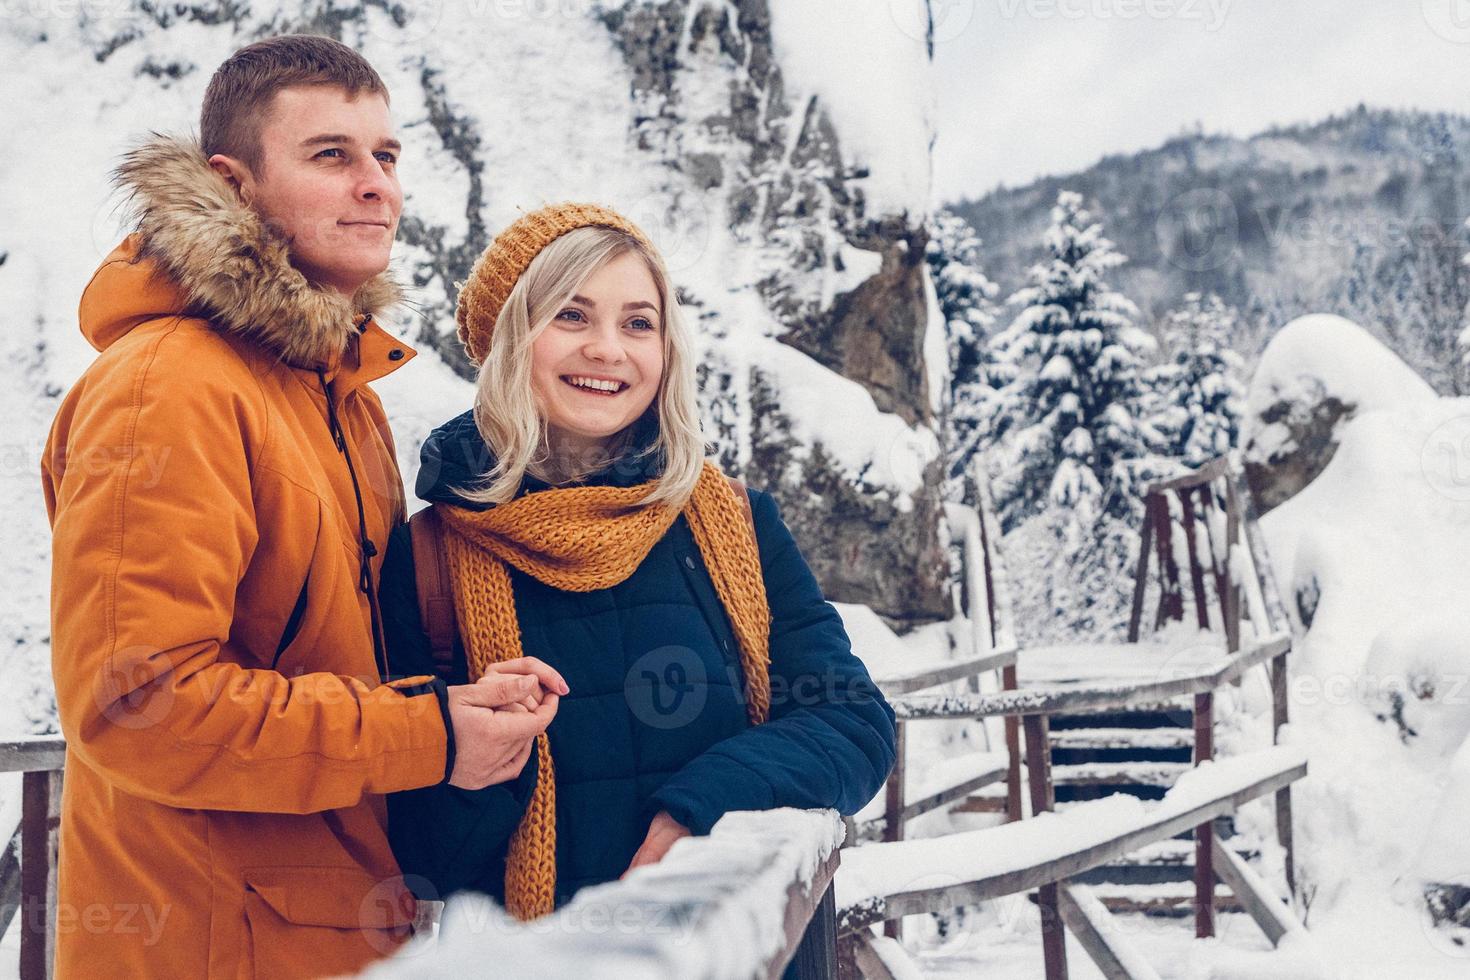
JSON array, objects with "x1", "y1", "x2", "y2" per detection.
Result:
[
  {"x1": 988, "y1": 190, "x2": 1163, "y2": 530},
  {"x1": 1148, "y1": 293, "x2": 1246, "y2": 466},
  {"x1": 926, "y1": 209, "x2": 999, "y2": 502}
]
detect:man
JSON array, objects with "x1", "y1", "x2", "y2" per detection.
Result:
[{"x1": 42, "y1": 35, "x2": 563, "y2": 978}]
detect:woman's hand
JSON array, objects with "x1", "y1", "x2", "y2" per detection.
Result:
[
  {"x1": 478, "y1": 657, "x2": 569, "y2": 713},
  {"x1": 445, "y1": 658, "x2": 569, "y2": 789},
  {"x1": 620, "y1": 811, "x2": 691, "y2": 878}
]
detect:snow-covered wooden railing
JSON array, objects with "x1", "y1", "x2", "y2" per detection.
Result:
[
  {"x1": 1132, "y1": 452, "x2": 1299, "y2": 901},
  {"x1": 873, "y1": 643, "x2": 1017, "y2": 698},
  {"x1": 859, "y1": 642, "x2": 1021, "y2": 850},
  {"x1": 0, "y1": 735, "x2": 66, "y2": 980},
  {"x1": 888, "y1": 633, "x2": 1290, "y2": 721},
  {"x1": 848, "y1": 490, "x2": 1026, "y2": 944},
  {"x1": 0, "y1": 740, "x2": 844, "y2": 980},
  {"x1": 838, "y1": 746, "x2": 1305, "y2": 930},
  {"x1": 364, "y1": 809, "x2": 844, "y2": 980},
  {"x1": 843, "y1": 632, "x2": 1304, "y2": 980}
]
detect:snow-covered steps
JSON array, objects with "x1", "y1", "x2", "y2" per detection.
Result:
[
  {"x1": 1049, "y1": 726, "x2": 1194, "y2": 751},
  {"x1": 1051, "y1": 760, "x2": 1194, "y2": 789},
  {"x1": 1086, "y1": 836, "x2": 1257, "y2": 868},
  {"x1": 1071, "y1": 834, "x2": 1259, "y2": 887},
  {"x1": 1077, "y1": 881, "x2": 1244, "y2": 918}
]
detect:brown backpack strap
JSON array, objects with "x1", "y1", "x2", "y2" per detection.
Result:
[
  {"x1": 724, "y1": 475, "x2": 757, "y2": 548},
  {"x1": 408, "y1": 506, "x2": 458, "y2": 680}
]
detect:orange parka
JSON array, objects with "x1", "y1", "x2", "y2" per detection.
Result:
[{"x1": 41, "y1": 137, "x2": 448, "y2": 979}]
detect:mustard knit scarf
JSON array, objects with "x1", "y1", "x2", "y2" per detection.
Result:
[{"x1": 434, "y1": 459, "x2": 772, "y2": 920}]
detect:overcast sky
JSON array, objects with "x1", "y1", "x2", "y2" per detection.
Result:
[{"x1": 930, "y1": 0, "x2": 1470, "y2": 202}]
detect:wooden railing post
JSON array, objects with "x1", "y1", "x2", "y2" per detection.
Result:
[
  {"x1": 1239, "y1": 474, "x2": 1299, "y2": 904},
  {"x1": 789, "y1": 880, "x2": 838, "y2": 980},
  {"x1": 1271, "y1": 652, "x2": 1296, "y2": 899},
  {"x1": 1223, "y1": 480, "x2": 1243, "y2": 655},
  {"x1": 21, "y1": 768, "x2": 62, "y2": 980},
  {"x1": 1152, "y1": 495, "x2": 1184, "y2": 631},
  {"x1": 1002, "y1": 664, "x2": 1024, "y2": 823},
  {"x1": 1178, "y1": 490, "x2": 1211, "y2": 629},
  {"x1": 1193, "y1": 691, "x2": 1216, "y2": 939},
  {"x1": 1023, "y1": 714, "x2": 1067, "y2": 980},
  {"x1": 883, "y1": 723, "x2": 906, "y2": 941},
  {"x1": 1127, "y1": 496, "x2": 1156, "y2": 642}
]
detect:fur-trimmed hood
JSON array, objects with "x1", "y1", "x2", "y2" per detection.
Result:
[{"x1": 87, "y1": 134, "x2": 401, "y2": 368}]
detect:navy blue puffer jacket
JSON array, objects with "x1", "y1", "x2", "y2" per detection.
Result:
[{"x1": 382, "y1": 411, "x2": 896, "y2": 907}]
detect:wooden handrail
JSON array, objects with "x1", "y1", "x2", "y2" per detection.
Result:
[
  {"x1": 0, "y1": 738, "x2": 65, "y2": 774},
  {"x1": 0, "y1": 739, "x2": 839, "y2": 978},
  {"x1": 890, "y1": 633, "x2": 1290, "y2": 721},
  {"x1": 1142, "y1": 456, "x2": 1232, "y2": 496},
  {"x1": 367, "y1": 809, "x2": 845, "y2": 979},
  {"x1": 838, "y1": 747, "x2": 1306, "y2": 934},
  {"x1": 875, "y1": 645, "x2": 1018, "y2": 697}
]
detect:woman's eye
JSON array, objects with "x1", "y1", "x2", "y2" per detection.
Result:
[
  {"x1": 628, "y1": 317, "x2": 656, "y2": 332},
  {"x1": 556, "y1": 309, "x2": 586, "y2": 323}
]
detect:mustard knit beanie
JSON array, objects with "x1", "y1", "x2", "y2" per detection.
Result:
[{"x1": 455, "y1": 202, "x2": 656, "y2": 366}]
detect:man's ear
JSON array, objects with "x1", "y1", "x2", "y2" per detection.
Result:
[{"x1": 206, "y1": 153, "x2": 251, "y2": 205}]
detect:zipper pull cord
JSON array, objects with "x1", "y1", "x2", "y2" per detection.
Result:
[{"x1": 316, "y1": 369, "x2": 388, "y2": 680}]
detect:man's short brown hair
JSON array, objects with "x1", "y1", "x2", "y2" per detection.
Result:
[{"x1": 201, "y1": 34, "x2": 389, "y2": 177}]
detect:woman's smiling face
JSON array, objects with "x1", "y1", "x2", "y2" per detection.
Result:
[{"x1": 530, "y1": 249, "x2": 665, "y2": 470}]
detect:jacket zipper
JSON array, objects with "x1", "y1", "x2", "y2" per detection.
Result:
[{"x1": 316, "y1": 368, "x2": 390, "y2": 680}]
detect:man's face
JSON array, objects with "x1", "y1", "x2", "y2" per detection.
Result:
[{"x1": 230, "y1": 86, "x2": 402, "y2": 297}]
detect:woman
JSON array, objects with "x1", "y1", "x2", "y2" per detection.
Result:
[{"x1": 381, "y1": 203, "x2": 896, "y2": 920}]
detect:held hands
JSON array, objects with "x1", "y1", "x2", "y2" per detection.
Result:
[
  {"x1": 446, "y1": 657, "x2": 569, "y2": 790},
  {"x1": 621, "y1": 811, "x2": 692, "y2": 878}
]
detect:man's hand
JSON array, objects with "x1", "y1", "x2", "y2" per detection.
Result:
[
  {"x1": 446, "y1": 658, "x2": 568, "y2": 789},
  {"x1": 621, "y1": 811, "x2": 691, "y2": 878}
]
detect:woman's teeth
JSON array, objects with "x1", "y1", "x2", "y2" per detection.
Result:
[{"x1": 563, "y1": 376, "x2": 625, "y2": 395}]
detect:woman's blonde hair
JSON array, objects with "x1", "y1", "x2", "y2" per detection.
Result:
[{"x1": 456, "y1": 225, "x2": 706, "y2": 508}]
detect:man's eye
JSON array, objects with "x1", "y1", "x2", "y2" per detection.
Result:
[
  {"x1": 375, "y1": 151, "x2": 398, "y2": 164},
  {"x1": 315, "y1": 148, "x2": 345, "y2": 159}
]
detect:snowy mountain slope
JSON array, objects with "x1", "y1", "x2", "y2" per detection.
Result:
[
  {"x1": 952, "y1": 106, "x2": 1470, "y2": 394},
  {"x1": 0, "y1": 0, "x2": 950, "y2": 733}
]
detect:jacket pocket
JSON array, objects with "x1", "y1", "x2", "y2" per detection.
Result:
[{"x1": 240, "y1": 867, "x2": 415, "y2": 978}]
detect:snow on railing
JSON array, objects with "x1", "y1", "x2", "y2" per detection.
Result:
[
  {"x1": 361, "y1": 808, "x2": 845, "y2": 980},
  {"x1": 837, "y1": 745, "x2": 1307, "y2": 931},
  {"x1": 889, "y1": 632, "x2": 1291, "y2": 720},
  {"x1": 0, "y1": 742, "x2": 844, "y2": 980}
]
